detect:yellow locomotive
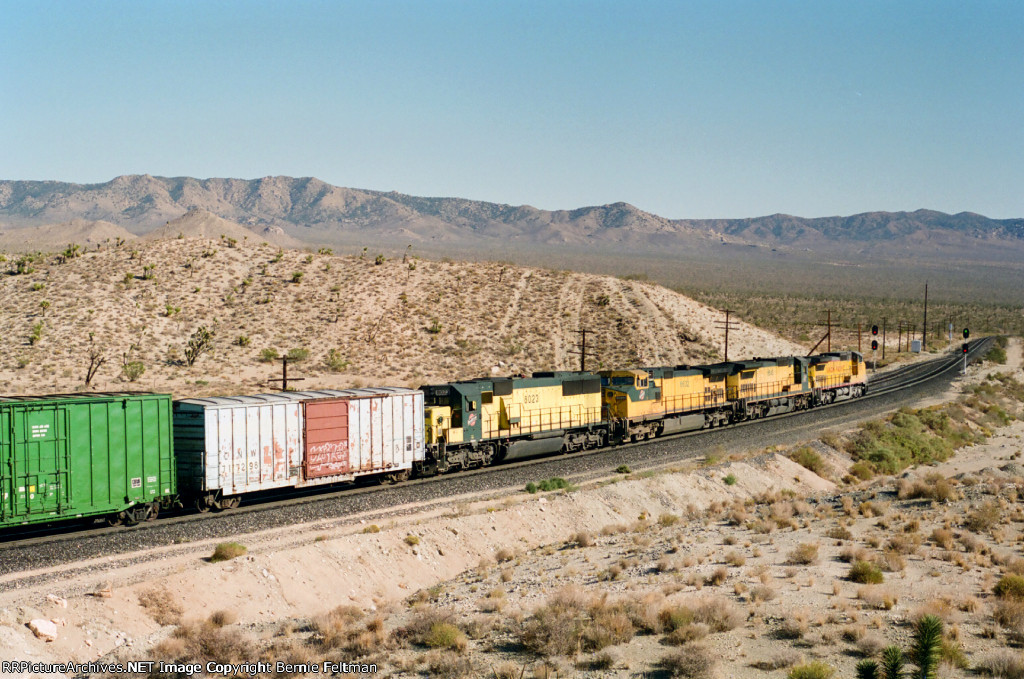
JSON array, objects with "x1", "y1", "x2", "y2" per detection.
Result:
[{"x1": 419, "y1": 371, "x2": 603, "y2": 473}]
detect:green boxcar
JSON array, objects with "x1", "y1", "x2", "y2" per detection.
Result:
[{"x1": 0, "y1": 393, "x2": 176, "y2": 529}]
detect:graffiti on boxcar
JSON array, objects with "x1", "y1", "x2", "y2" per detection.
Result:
[{"x1": 306, "y1": 440, "x2": 350, "y2": 477}]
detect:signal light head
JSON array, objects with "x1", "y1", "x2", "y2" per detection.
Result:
[
  {"x1": 871, "y1": 340, "x2": 878, "y2": 351},
  {"x1": 962, "y1": 343, "x2": 969, "y2": 354},
  {"x1": 871, "y1": 325, "x2": 878, "y2": 335},
  {"x1": 963, "y1": 328, "x2": 969, "y2": 339}
]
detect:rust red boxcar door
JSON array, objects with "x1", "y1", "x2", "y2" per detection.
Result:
[{"x1": 303, "y1": 399, "x2": 350, "y2": 478}]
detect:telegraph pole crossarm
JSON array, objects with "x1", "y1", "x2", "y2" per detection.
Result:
[
  {"x1": 267, "y1": 356, "x2": 306, "y2": 391},
  {"x1": 714, "y1": 310, "x2": 740, "y2": 362}
]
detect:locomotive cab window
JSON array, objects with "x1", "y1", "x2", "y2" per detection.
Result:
[
  {"x1": 637, "y1": 377, "x2": 648, "y2": 388},
  {"x1": 481, "y1": 391, "x2": 493, "y2": 405},
  {"x1": 741, "y1": 370, "x2": 755, "y2": 380},
  {"x1": 466, "y1": 400, "x2": 477, "y2": 412}
]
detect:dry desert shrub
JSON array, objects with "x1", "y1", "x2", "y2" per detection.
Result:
[
  {"x1": 519, "y1": 586, "x2": 635, "y2": 657},
  {"x1": 705, "y1": 566, "x2": 728, "y2": 586},
  {"x1": 857, "y1": 586, "x2": 898, "y2": 610},
  {"x1": 975, "y1": 649, "x2": 1024, "y2": 679},
  {"x1": 659, "y1": 643, "x2": 718, "y2": 678},
  {"x1": 856, "y1": 633, "x2": 886, "y2": 658},
  {"x1": 839, "y1": 546, "x2": 870, "y2": 563},
  {"x1": 876, "y1": 549, "x2": 907, "y2": 573},
  {"x1": 138, "y1": 587, "x2": 184, "y2": 626},
  {"x1": 749, "y1": 585, "x2": 777, "y2": 603},
  {"x1": 750, "y1": 649, "x2": 800, "y2": 670},
  {"x1": 995, "y1": 575, "x2": 1024, "y2": 600},
  {"x1": 724, "y1": 550, "x2": 746, "y2": 566},
  {"x1": 776, "y1": 610, "x2": 809, "y2": 639},
  {"x1": 849, "y1": 560, "x2": 884, "y2": 584},
  {"x1": 491, "y1": 661, "x2": 525, "y2": 679},
  {"x1": 152, "y1": 619, "x2": 257, "y2": 665},
  {"x1": 425, "y1": 650, "x2": 475, "y2": 678},
  {"x1": 885, "y1": 533, "x2": 921, "y2": 555},
  {"x1": 966, "y1": 500, "x2": 1003, "y2": 533},
  {"x1": 930, "y1": 528, "x2": 955, "y2": 550},
  {"x1": 690, "y1": 596, "x2": 745, "y2": 632},
  {"x1": 570, "y1": 531, "x2": 593, "y2": 547},
  {"x1": 787, "y1": 542, "x2": 820, "y2": 565},
  {"x1": 208, "y1": 610, "x2": 238, "y2": 628},
  {"x1": 495, "y1": 547, "x2": 516, "y2": 563}
]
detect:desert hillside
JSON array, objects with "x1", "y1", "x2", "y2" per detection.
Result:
[{"x1": 0, "y1": 235, "x2": 802, "y2": 397}]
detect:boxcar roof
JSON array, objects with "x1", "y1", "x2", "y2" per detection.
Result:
[
  {"x1": 0, "y1": 392, "x2": 167, "y2": 404},
  {"x1": 175, "y1": 387, "x2": 420, "y2": 407}
]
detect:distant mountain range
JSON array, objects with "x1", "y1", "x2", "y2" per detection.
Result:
[{"x1": 1, "y1": 175, "x2": 1021, "y2": 259}]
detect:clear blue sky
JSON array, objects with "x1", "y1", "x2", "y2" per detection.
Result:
[{"x1": 2, "y1": 1, "x2": 1021, "y2": 219}]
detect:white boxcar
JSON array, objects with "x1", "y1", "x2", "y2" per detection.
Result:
[{"x1": 173, "y1": 388, "x2": 424, "y2": 510}]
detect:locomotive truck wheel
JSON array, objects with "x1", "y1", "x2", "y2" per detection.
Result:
[
  {"x1": 221, "y1": 497, "x2": 241, "y2": 510},
  {"x1": 106, "y1": 512, "x2": 125, "y2": 527},
  {"x1": 147, "y1": 502, "x2": 160, "y2": 521},
  {"x1": 195, "y1": 495, "x2": 214, "y2": 513}
]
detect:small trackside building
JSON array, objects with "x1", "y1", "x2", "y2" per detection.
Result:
[
  {"x1": 173, "y1": 388, "x2": 424, "y2": 510},
  {"x1": 0, "y1": 392, "x2": 175, "y2": 529}
]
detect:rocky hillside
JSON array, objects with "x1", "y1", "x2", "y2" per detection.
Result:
[
  {"x1": 0, "y1": 236, "x2": 802, "y2": 397},
  {"x1": 1, "y1": 175, "x2": 1021, "y2": 257}
]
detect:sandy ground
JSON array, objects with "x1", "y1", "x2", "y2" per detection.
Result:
[{"x1": 0, "y1": 341, "x2": 1020, "y2": 677}]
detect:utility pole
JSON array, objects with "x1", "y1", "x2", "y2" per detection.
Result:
[
  {"x1": 858, "y1": 322, "x2": 862, "y2": 352},
  {"x1": 897, "y1": 321, "x2": 902, "y2": 353},
  {"x1": 882, "y1": 318, "x2": 887, "y2": 361},
  {"x1": 922, "y1": 281, "x2": 928, "y2": 352},
  {"x1": 569, "y1": 328, "x2": 593, "y2": 372},
  {"x1": 267, "y1": 356, "x2": 305, "y2": 391},
  {"x1": 714, "y1": 310, "x2": 739, "y2": 361}
]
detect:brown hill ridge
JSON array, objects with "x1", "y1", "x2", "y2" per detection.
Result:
[
  {"x1": 142, "y1": 208, "x2": 303, "y2": 249},
  {"x1": 0, "y1": 237, "x2": 803, "y2": 397},
  {"x1": 0, "y1": 219, "x2": 137, "y2": 252},
  {"x1": 1, "y1": 176, "x2": 1020, "y2": 258}
]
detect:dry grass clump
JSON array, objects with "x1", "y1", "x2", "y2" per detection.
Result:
[
  {"x1": 930, "y1": 528, "x2": 955, "y2": 550},
  {"x1": 209, "y1": 542, "x2": 247, "y2": 563},
  {"x1": 570, "y1": 531, "x2": 593, "y2": 548},
  {"x1": 787, "y1": 542, "x2": 819, "y2": 565},
  {"x1": 724, "y1": 550, "x2": 746, "y2": 566},
  {"x1": 856, "y1": 633, "x2": 886, "y2": 657},
  {"x1": 750, "y1": 649, "x2": 800, "y2": 671},
  {"x1": 208, "y1": 610, "x2": 238, "y2": 628},
  {"x1": 478, "y1": 588, "x2": 506, "y2": 613},
  {"x1": 826, "y1": 525, "x2": 853, "y2": 541},
  {"x1": 401, "y1": 607, "x2": 467, "y2": 653},
  {"x1": 897, "y1": 472, "x2": 957, "y2": 502},
  {"x1": 885, "y1": 533, "x2": 921, "y2": 555},
  {"x1": 995, "y1": 599, "x2": 1024, "y2": 632},
  {"x1": 849, "y1": 560, "x2": 884, "y2": 584},
  {"x1": 786, "y1": 661, "x2": 836, "y2": 679},
  {"x1": 749, "y1": 585, "x2": 777, "y2": 603},
  {"x1": 975, "y1": 649, "x2": 1024, "y2": 678},
  {"x1": 876, "y1": 549, "x2": 907, "y2": 573},
  {"x1": 857, "y1": 586, "x2": 898, "y2": 610},
  {"x1": 138, "y1": 587, "x2": 184, "y2": 626},
  {"x1": 995, "y1": 575, "x2": 1024, "y2": 600},
  {"x1": 705, "y1": 566, "x2": 728, "y2": 586},
  {"x1": 424, "y1": 650, "x2": 475, "y2": 678},
  {"x1": 495, "y1": 547, "x2": 516, "y2": 562},
  {"x1": 839, "y1": 546, "x2": 870, "y2": 563},
  {"x1": 659, "y1": 643, "x2": 718, "y2": 678},
  {"x1": 776, "y1": 610, "x2": 809, "y2": 639},
  {"x1": 965, "y1": 500, "x2": 1003, "y2": 533}
]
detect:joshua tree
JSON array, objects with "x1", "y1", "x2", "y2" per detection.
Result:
[
  {"x1": 856, "y1": 660, "x2": 880, "y2": 679},
  {"x1": 880, "y1": 646, "x2": 905, "y2": 679},
  {"x1": 910, "y1": 615, "x2": 943, "y2": 679},
  {"x1": 184, "y1": 326, "x2": 215, "y2": 367}
]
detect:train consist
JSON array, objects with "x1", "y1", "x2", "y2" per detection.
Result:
[{"x1": 0, "y1": 351, "x2": 865, "y2": 530}]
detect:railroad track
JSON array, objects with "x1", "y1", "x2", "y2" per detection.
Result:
[{"x1": 0, "y1": 337, "x2": 994, "y2": 577}]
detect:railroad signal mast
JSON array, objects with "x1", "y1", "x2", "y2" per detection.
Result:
[
  {"x1": 870, "y1": 324, "x2": 879, "y2": 372},
  {"x1": 962, "y1": 328, "x2": 970, "y2": 374}
]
